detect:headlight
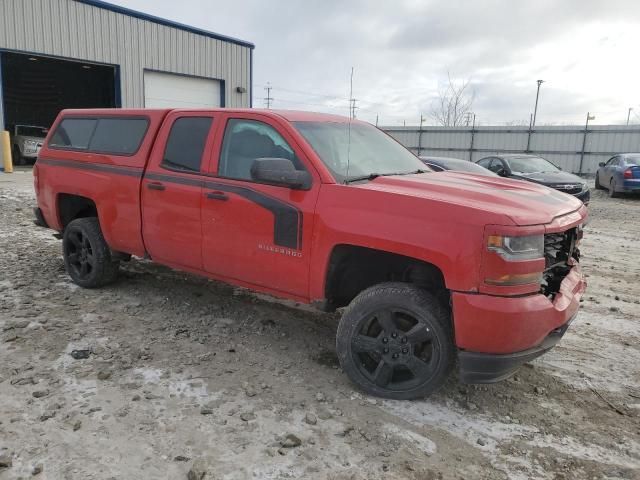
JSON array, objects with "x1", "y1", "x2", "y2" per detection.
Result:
[{"x1": 487, "y1": 234, "x2": 544, "y2": 261}]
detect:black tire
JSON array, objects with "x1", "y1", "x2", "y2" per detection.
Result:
[
  {"x1": 336, "y1": 282, "x2": 454, "y2": 400},
  {"x1": 63, "y1": 217, "x2": 119, "y2": 288},
  {"x1": 12, "y1": 147, "x2": 26, "y2": 166},
  {"x1": 594, "y1": 174, "x2": 602, "y2": 190},
  {"x1": 609, "y1": 179, "x2": 619, "y2": 198}
]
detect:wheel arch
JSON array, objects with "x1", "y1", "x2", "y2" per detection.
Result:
[
  {"x1": 321, "y1": 243, "x2": 449, "y2": 311},
  {"x1": 56, "y1": 193, "x2": 99, "y2": 230}
]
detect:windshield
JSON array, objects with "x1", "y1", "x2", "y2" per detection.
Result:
[
  {"x1": 507, "y1": 156, "x2": 559, "y2": 174},
  {"x1": 294, "y1": 121, "x2": 426, "y2": 182},
  {"x1": 625, "y1": 155, "x2": 640, "y2": 166},
  {"x1": 16, "y1": 126, "x2": 47, "y2": 138}
]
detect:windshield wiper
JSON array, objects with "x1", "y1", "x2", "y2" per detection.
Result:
[
  {"x1": 344, "y1": 169, "x2": 428, "y2": 184},
  {"x1": 344, "y1": 173, "x2": 382, "y2": 184}
]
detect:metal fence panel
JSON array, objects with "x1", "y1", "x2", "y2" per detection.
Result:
[{"x1": 383, "y1": 125, "x2": 640, "y2": 174}]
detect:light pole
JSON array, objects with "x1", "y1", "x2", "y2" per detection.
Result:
[
  {"x1": 532, "y1": 79, "x2": 544, "y2": 128},
  {"x1": 627, "y1": 107, "x2": 633, "y2": 126}
]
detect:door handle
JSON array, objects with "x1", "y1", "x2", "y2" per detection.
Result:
[
  {"x1": 147, "y1": 182, "x2": 166, "y2": 191},
  {"x1": 206, "y1": 191, "x2": 229, "y2": 201}
]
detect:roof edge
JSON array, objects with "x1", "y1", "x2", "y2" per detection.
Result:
[{"x1": 74, "y1": 0, "x2": 255, "y2": 49}]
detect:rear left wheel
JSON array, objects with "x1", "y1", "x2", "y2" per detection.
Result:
[
  {"x1": 336, "y1": 282, "x2": 454, "y2": 400},
  {"x1": 63, "y1": 217, "x2": 120, "y2": 288},
  {"x1": 609, "y1": 179, "x2": 619, "y2": 198}
]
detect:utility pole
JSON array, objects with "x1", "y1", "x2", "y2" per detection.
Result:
[
  {"x1": 526, "y1": 113, "x2": 534, "y2": 152},
  {"x1": 468, "y1": 113, "x2": 476, "y2": 161},
  {"x1": 375, "y1": 114, "x2": 379, "y2": 127},
  {"x1": 579, "y1": 112, "x2": 595, "y2": 174},
  {"x1": 532, "y1": 79, "x2": 544, "y2": 128},
  {"x1": 263, "y1": 83, "x2": 273, "y2": 109},
  {"x1": 627, "y1": 107, "x2": 633, "y2": 126},
  {"x1": 417, "y1": 114, "x2": 426, "y2": 156}
]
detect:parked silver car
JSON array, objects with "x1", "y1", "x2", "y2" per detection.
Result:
[{"x1": 12, "y1": 125, "x2": 48, "y2": 165}]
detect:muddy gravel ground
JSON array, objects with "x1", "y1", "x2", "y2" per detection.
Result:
[{"x1": 0, "y1": 170, "x2": 639, "y2": 480}]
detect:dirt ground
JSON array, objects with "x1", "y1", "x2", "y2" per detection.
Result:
[{"x1": 0, "y1": 169, "x2": 639, "y2": 480}]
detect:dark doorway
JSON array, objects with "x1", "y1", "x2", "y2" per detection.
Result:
[{"x1": 1, "y1": 51, "x2": 117, "y2": 131}]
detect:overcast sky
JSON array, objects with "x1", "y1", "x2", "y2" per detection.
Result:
[{"x1": 111, "y1": 0, "x2": 640, "y2": 126}]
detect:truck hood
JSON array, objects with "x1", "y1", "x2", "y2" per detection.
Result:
[{"x1": 357, "y1": 171, "x2": 583, "y2": 226}]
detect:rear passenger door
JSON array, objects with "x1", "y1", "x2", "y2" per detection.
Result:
[{"x1": 141, "y1": 112, "x2": 216, "y2": 270}]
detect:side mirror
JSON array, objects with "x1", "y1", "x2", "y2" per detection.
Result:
[
  {"x1": 598, "y1": 162, "x2": 605, "y2": 167},
  {"x1": 251, "y1": 158, "x2": 312, "y2": 190},
  {"x1": 496, "y1": 168, "x2": 508, "y2": 177}
]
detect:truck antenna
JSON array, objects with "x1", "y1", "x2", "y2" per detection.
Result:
[{"x1": 344, "y1": 67, "x2": 354, "y2": 184}]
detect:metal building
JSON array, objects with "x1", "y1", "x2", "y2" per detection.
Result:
[{"x1": 0, "y1": 0, "x2": 254, "y2": 140}]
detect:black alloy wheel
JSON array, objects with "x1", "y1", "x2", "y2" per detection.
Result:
[
  {"x1": 63, "y1": 217, "x2": 119, "y2": 288},
  {"x1": 66, "y1": 228, "x2": 95, "y2": 279},
  {"x1": 337, "y1": 283, "x2": 454, "y2": 399}
]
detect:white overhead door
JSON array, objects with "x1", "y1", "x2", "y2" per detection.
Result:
[{"x1": 144, "y1": 71, "x2": 221, "y2": 108}]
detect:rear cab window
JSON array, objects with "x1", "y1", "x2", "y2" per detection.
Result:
[
  {"x1": 162, "y1": 117, "x2": 213, "y2": 173},
  {"x1": 49, "y1": 117, "x2": 149, "y2": 156}
]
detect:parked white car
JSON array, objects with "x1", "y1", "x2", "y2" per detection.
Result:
[{"x1": 12, "y1": 125, "x2": 48, "y2": 165}]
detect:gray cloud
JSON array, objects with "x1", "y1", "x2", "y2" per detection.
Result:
[{"x1": 111, "y1": 0, "x2": 640, "y2": 125}]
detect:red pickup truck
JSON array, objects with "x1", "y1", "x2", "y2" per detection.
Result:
[{"x1": 33, "y1": 108, "x2": 587, "y2": 399}]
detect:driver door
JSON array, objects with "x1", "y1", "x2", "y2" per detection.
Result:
[{"x1": 201, "y1": 113, "x2": 320, "y2": 298}]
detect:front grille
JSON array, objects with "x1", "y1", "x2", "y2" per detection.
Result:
[
  {"x1": 542, "y1": 228, "x2": 579, "y2": 297},
  {"x1": 553, "y1": 185, "x2": 582, "y2": 195}
]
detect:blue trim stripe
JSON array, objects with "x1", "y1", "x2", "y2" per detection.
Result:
[{"x1": 75, "y1": 0, "x2": 255, "y2": 49}]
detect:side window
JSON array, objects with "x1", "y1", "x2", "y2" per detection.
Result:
[
  {"x1": 49, "y1": 117, "x2": 149, "y2": 155},
  {"x1": 89, "y1": 118, "x2": 148, "y2": 155},
  {"x1": 488, "y1": 158, "x2": 504, "y2": 173},
  {"x1": 50, "y1": 118, "x2": 97, "y2": 150},
  {"x1": 218, "y1": 119, "x2": 303, "y2": 181},
  {"x1": 477, "y1": 158, "x2": 491, "y2": 168},
  {"x1": 606, "y1": 156, "x2": 617, "y2": 166},
  {"x1": 162, "y1": 117, "x2": 213, "y2": 172}
]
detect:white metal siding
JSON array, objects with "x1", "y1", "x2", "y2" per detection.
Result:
[
  {"x1": 0, "y1": 0, "x2": 252, "y2": 109},
  {"x1": 144, "y1": 71, "x2": 220, "y2": 108}
]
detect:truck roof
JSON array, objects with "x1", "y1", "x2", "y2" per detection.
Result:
[{"x1": 56, "y1": 108, "x2": 357, "y2": 124}]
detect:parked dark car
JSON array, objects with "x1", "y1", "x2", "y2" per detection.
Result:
[
  {"x1": 595, "y1": 153, "x2": 640, "y2": 197},
  {"x1": 476, "y1": 154, "x2": 590, "y2": 204},
  {"x1": 420, "y1": 156, "x2": 496, "y2": 176}
]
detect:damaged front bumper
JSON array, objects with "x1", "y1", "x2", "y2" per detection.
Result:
[
  {"x1": 452, "y1": 263, "x2": 586, "y2": 383},
  {"x1": 458, "y1": 316, "x2": 574, "y2": 383}
]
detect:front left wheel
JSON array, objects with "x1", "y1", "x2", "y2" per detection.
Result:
[
  {"x1": 336, "y1": 282, "x2": 454, "y2": 400},
  {"x1": 63, "y1": 217, "x2": 120, "y2": 288}
]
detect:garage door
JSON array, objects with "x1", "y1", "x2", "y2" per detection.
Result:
[{"x1": 144, "y1": 71, "x2": 221, "y2": 108}]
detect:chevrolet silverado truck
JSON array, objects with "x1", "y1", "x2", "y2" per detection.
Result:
[{"x1": 33, "y1": 108, "x2": 587, "y2": 399}]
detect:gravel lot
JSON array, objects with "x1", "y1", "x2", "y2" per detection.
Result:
[{"x1": 1, "y1": 170, "x2": 639, "y2": 480}]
